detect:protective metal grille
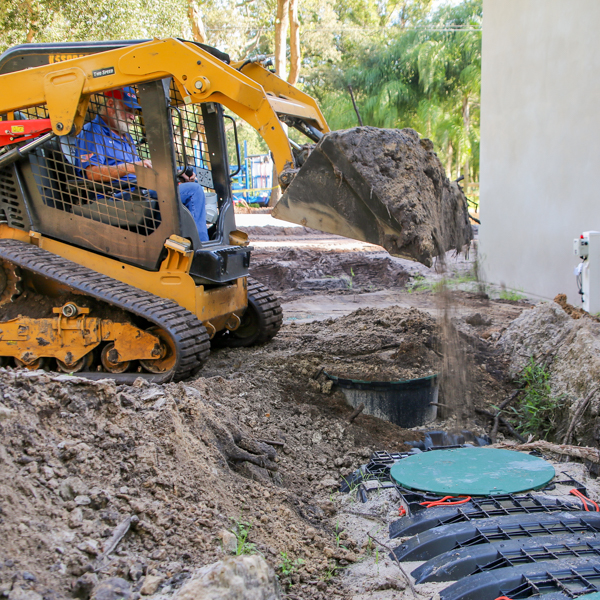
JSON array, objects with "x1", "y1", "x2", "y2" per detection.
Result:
[
  {"x1": 168, "y1": 79, "x2": 214, "y2": 189},
  {"x1": 2, "y1": 83, "x2": 217, "y2": 237},
  {"x1": 0, "y1": 166, "x2": 26, "y2": 229},
  {"x1": 10, "y1": 93, "x2": 161, "y2": 235}
]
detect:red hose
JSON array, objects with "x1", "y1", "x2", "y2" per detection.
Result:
[
  {"x1": 570, "y1": 488, "x2": 600, "y2": 512},
  {"x1": 420, "y1": 495, "x2": 472, "y2": 508}
]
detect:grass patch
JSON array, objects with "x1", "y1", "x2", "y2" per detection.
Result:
[
  {"x1": 508, "y1": 358, "x2": 564, "y2": 440},
  {"x1": 499, "y1": 289, "x2": 525, "y2": 301},
  {"x1": 277, "y1": 551, "x2": 305, "y2": 577},
  {"x1": 230, "y1": 516, "x2": 257, "y2": 555}
]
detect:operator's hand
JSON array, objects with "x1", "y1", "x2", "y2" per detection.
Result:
[
  {"x1": 179, "y1": 171, "x2": 196, "y2": 183},
  {"x1": 135, "y1": 159, "x2": 153, "y2": 169}
]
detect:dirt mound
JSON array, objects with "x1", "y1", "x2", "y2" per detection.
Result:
[
  {"x1": 498, "y1": 300, "x2": 600, "y2": 446},
  {"x1": 249, "y1": 249, "x2": 411, "y2": 297},
  {"x1": 0, "y1": 344, "x2": 425, "y2": 600}
]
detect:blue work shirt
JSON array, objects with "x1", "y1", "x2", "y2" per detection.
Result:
[{"x1": 74, "y1": 115, "x2": 139, "y2": 183}]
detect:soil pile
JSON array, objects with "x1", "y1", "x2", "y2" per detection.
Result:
[
  {"x1": 249, "y1": 249, "x2": 411, "y2": 299},
  {"x1": 498, "y1": 298, "x2": 600, "y2": 446},
  {"x1": 276, "y1": 127, "x2": 472, "y2": 267},
  {"x1": 0, "y1": 348, "x2": 423, "y2": 600}
]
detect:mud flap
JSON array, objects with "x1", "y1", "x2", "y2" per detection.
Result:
[
  {"x1": 272, "y1": 136, "x2": 406, "y2": 255},
  {"x1": 438, "y1": 556, "x2": 600, "y2": 600},
  {"x1": 391, "y1": 512, "x2": 600, "y2": 562},
  {"x1": 412, "y1": 532, "x2": 600, "y2": 584}
]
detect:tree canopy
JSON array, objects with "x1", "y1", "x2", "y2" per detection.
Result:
[{"x1": 0, "y1": 0, "x2": 482, "y2": 189}]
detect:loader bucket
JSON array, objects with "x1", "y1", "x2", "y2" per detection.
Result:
[{"x1": 272, "y1": 127, "x2": 473, "y2": 267}]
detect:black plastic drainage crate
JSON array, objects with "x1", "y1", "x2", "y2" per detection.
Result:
[{"x1": 325, "y1": 373, "x2": 439, "y2": 428}]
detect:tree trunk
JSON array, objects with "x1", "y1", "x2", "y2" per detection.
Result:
[
  {"x1": 446, "y1": 141, "x2": 453, "y2": 179},
  {"x1": 287, "y1": 0, "x2": 300, "y2": 86},
  {"x1": 274, "y1": 0, "x2": 290, "y2": 81},
  {"x1": 187, "y1": 0, "x2": 206, "y2": 44}
]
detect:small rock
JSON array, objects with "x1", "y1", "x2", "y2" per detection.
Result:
[
  {"x1": 140, "y1": 389, "x2": 164, "y2": 403},
  {"x1": 0, "y1": 403, "x2": 15, "y2": 421},
  {"x1": 8, "y1": 590, "x2": 42, "y2": 600},
  {"x1": 129, "y1": 563, "x2": 145, "y2": 582},
  {"x1": 139, "y1": 575, "x2": 164, "y2": 596},
  {"x1": 152, "y1": 398, "x2": 166, "y2": 410},
  {"x1": 75, "y1": 495, "x2": 92, "y2": 506},
  {"x1": 59, "y1": 477, "x2": 88, "y2": 501},
  {"x1": 69, "y1": 507, "x2": 84, "y2": 528},
  {"x1": 41, "y1": 466, "x2": 54, "y2": 479},
  {"x1": 173, "y1": 556, "x2": 280, "y2": 600},
  {"x1": 466, "y1": 312, "x2": 492, "y2": 327},
  {"x1": 91, "y1": 578, "x2": 131, "y2": 600},
  {"x1": 321, "y1": 380, "x2": 333, "y2": 394},
  {"x1": 73, "y1": 573, "x2": 99, "y2": 600},
  {"x1": 319, "y1": 477, "x2": 338, "y2": 489},
  {"x1": 22, "y1": 572, "x2": 36, "y2": 582},
  {"x1": 149, "y1": 549, "x2": 166, "y2": 561},
  {"x1": 77, "y1": 540, "x2": 100, "y2": 556},
  {"x1": 218, "y1": 529, "x2": 238, "y2": 554}
]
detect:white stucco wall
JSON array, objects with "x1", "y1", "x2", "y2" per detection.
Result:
[{"x1": 479, "y1": 0, "x2": 600, "y2": 302}]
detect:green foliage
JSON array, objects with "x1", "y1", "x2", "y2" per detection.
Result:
[
  {"x1": 510, "y1": 358, "x2": 564, "y2": 440},
  {"x1": 277, "y1": 552, "x2": 305, "y2": 577},
  {"x1": 499, "y1": 289, "x2": 525, "y2": 301},
  {"x1": 306, "y1": 0, "x2": 482, "y2": 181},
  {"x1": 230, "y1": 516, "x2": 257, "y2": 555}
]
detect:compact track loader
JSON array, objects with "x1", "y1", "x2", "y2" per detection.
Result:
[{"x1": 0, "y1": 37, "x2": 437, "y2": 382}]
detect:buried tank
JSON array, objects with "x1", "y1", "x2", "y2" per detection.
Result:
[{"x1": 325, "y1": 372, "x2": 439, "y2": 428}]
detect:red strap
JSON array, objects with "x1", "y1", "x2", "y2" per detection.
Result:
[
  {"x1": 398, "y1": 506, "x2": 407, "y2": 517},
  {"x1": 420, "y1": 495, "x2": 472, "y2": 508},
  {"x1": 494, "y1": 597, "x2": 513, "y2": 600},
  {"x1": 570, "y1": 488, "x2": 600, "y2": 512},
  {"x1": 0, "y1": 118, "x2": 53, "y2": 147}
]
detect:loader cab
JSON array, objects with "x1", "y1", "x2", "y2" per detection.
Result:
[{"x1": 0, "y1": 41, "x2": 250, "y2": 284}]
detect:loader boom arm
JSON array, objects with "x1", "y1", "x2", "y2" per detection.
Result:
[{"x1": 0, "y1": 38, "x2": 328, "y2": 174}]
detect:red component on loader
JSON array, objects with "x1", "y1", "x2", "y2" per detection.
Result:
[{"x1": 0, "y1": 118, "x2": 52, "y2": 147}]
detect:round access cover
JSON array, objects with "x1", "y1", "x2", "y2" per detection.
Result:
[{"x1": 390, "y1": 447, "x2": 555, "y2": 496}]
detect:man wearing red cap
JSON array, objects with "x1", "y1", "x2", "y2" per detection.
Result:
[{"x1": 75, "y1": 87, "x2": 209, "y2": 241}]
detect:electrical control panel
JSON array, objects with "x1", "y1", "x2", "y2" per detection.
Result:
[
  {"x1": 574, "y1": 236, "x2": 590, "y2": 259},
  {"x1": 575, "y1": 231, "x2": 600, "y2": 314}
]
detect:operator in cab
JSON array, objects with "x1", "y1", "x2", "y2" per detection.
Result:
[{"x1": 74, "y1": 87, "x2": 209, "y2": 242}]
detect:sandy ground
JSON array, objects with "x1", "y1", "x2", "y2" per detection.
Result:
[{"x1": 2, "y1": 219, "x2": 597, "y2": 600}]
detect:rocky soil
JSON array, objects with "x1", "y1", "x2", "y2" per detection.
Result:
[{"x1": 1, "y1": 232, "x2": 598, "y2": 600}]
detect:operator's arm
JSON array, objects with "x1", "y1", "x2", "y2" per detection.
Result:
[{"x1": 85, "y1": 159, "x2": 151, "y2": 182}]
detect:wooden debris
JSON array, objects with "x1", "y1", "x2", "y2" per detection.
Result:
[
  {"x1": 493, "y1": 440, "x2": 600, "y2": 464},
  {"x1": 348, "y1": 403, "x2": 365, "y2": 423}
]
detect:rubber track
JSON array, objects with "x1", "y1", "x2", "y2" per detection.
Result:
[
  {"x1": 247, "y1": 276, "x2": 282, "y2": 343},
  {"x1": 0, "y1": 239, "x2": 210, "y2": 383}
]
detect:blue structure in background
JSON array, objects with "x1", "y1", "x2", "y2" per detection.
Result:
[{"x1": 230, "y1": 141, "x2": 274, "y2": 206}]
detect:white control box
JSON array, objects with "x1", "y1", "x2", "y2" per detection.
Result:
[
  {"x1": 574, "y1": 236, "x2": 590, "y2": 259},
  {"x1": 577, "y1": 231, "x2": 600, "y2": 314}
]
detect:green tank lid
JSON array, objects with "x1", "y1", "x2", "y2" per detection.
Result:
[{"x1": 390, "y1": 447, "x2": 555, "y2": 496}]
